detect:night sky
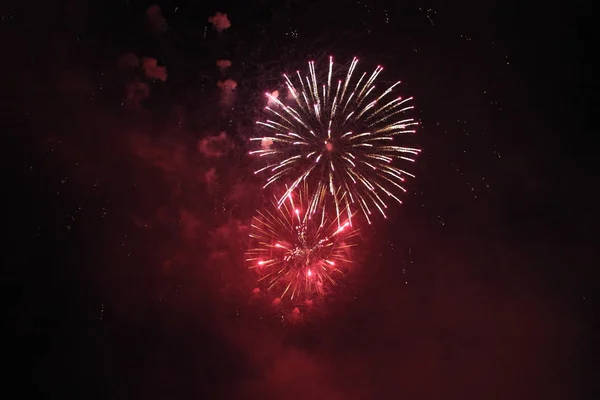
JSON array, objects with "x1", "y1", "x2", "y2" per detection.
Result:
[{"x1": 2, "y1": 0, "x2": 597, "y2": 398}]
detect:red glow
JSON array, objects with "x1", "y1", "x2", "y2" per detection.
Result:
[{"x1": 307, "y1": 269, "x2": 312, "y2": 277}]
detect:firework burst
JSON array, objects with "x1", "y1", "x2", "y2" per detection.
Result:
[
  {"x1": 245, "y1": 184, "x2": 358, "y2": 303},
  {"x1": 250, "y1": 56, "x2": 421, "y2": 225}
]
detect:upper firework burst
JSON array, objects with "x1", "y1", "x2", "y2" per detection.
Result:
[{"x1": 250, "y1": 56, "x2": 421, "y2": 224}]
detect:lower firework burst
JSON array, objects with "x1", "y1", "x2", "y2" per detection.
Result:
[{"x1": 246, "y1": 185, "x2": 358, "y2": 303}]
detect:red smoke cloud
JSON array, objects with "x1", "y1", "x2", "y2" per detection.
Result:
[
  {"x1": 208, "y1": 12, "x2": 231, "y2": 32},
  {"x1": 141, "y1": 57, "x2": 167, "y2": 82},
  {"x1": 146, "y1": 5, "x2": 167, "y2": 34},
  {"x1": 216, "y1": 59, "x2": 232, "y2": 71},
  {"x1": 124, "y1": 81, "x2": 150, "y2": 110},
  {"x1": 217, "y1": 79, "x2": 237, "y2": 107},
  {"x1": 130, "y1": 133, "x2": 188, "y2": 173},
  {"x1": 118, "y1": 54, "x2": 167, "y2": 111},
  {"x1": 118, "y1": 52, "x2": 139, "y2": 71},
  {"x1": 197, "y1": 131, "x2": 233, "y2": 158}
]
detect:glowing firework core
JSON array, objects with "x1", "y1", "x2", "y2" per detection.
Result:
[
  {"x1": 325, "y1": 140, "x2": 334, "y2": 152},
  {"x1": 246, "y1": 188, "x2": 356, "y2": 301},
  {"x1": 281, "y1": 219, "x2": 334, "y2": 276}
]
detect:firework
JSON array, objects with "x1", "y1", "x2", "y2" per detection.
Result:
[
  {"x1": 250, "y1": 56, "x2": 420, "y2": 224},
  {"x1": 245, "y1": 184, "x2": 358, "y2": 303}
]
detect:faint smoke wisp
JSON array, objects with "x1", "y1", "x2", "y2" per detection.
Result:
[
  {"x1": 197, "y1": 131, "x2": 232, "y2": 158},
  {"x1": 142, "y1": 57, "x2": 168, "y2": 81},
  {"x1": 118, "y1": 52, "x2": 140, "y2": 71},
  {"x1": 146, "y1": 5, "x2": 167, "y2": 34},
  {"x1": 217, "y1": 79, "x2": 237, "y2": 107},
  {"x1": 216, "y1": 59, "x2": 232, "y2": 72},
  {"x1": 124, "y1": 81, "x2": 150, "y2": 110}
]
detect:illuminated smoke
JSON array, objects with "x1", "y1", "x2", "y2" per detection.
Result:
[
  {"x1": 208, "y1": 12, "x2": 231, "y2": 32},
  {"x1": 124, "y1": 81, "x2": 150, "y2": 110},
  {"x1": 118, "y1": 52, "x2": 140, "y2": 71},
  {"x1": 203, "y1": 167, "x2": 218, "y2": 187},
  {"x1": 217, "y1": 79, "x2": 237, "y2": 107},
  {"x1": 141, "y1": 57, "x2": 167, "y2": 81},
  {"x1": 286, "y1": 88, "x2": 296, "y2": 100},
  {"x1": 146, "y1": 5, "x2": 167, "y2": 33},
  {"x1": 216, "y1": 59, "x2": 232, "y2": 72},
  {"x1": 56, "y1": 69, "x2": 93, "y2": 98},
  {"x1": 267, "y1": 90, "x2": 279, "y2": 106},
  {"x1": 197, "y1": 131, "x2": 232, "y2": 158},
  {"x1": 261, "y1": 138, "x2": 273, "y2": 150}
]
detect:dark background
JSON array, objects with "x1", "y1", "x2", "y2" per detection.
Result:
[{"x1": 2, "y1": 0, "x2": 597, "y2": 398}]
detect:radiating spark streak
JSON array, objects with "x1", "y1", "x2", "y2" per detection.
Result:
[
  {"x1": 264, "y1": 170, "x2": 287, "y2": 188},
  {"x1": 254, "y1": 164, "x2": 275, "y2": 174},
  {"x1": 304, "y1": 76, "x2": 313, "y2": 102},
  {"x1": 366, "y1": 154, "x2": 393, "y2": 162},
  {"x1": 355, "y1": 85, "x2": 377, "y2": 112},
  {"x1": 271, "y1": 155, "x2": 302, "y2": 171},
  {"x1": 355, "y1": 99, "x2": 377, "y2": 119},
  {"x1": 357, "y1": 66, "x2": 382, "y2": 103},
  {"x1": 249, "y1": 149, "x2": 276, "y2": 155},
  {"x1": 342, "y1": 155, "x2": 356, "y2": 167},
  {"x1": 327, "y1": 56, "x2": 333, "y2": 101},
  {"x1": 341, "y1": 88, "x2": 358, "y2": 115},
  {"x1": 366, "y1": 97, "x2": 410, "y2": 120},
  {"x1": 347, "y1": 132, "x2": 371, "y2": 140},
  {"x1": 374, "y1": 181, "x2": 403, "y2": 204},
  {"x1": 256, "y1": 121, "x2": 278, "y2": 129},
  {"x1": 379, "y1": 165, "x2": 405, "y2": 181},
  {"x1": 363, "y1": 136, "x2": 393, "y2": 142},
  {"x1": 331, "y1": 80, "x2": 342, "y2": 117},
  {"x1": 265, "y1": 107, "x2": 299, "y2": 129},
  {"x1": 343, "y1": 110, "x2": 355, "y2": 124},
  {"x1": 339, "y1": 58, "x2": 358, "y2": 108},
  {"x1": 379, "y1": 174, "x2": 408, "y2": 192},
  {"x1": 374, "y1": 81, "x2": 401, "y2": 103}
]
